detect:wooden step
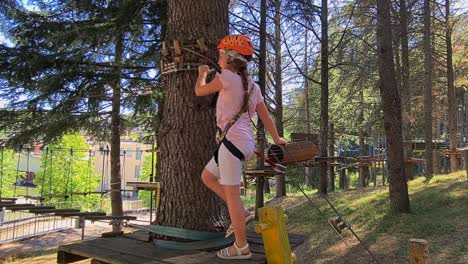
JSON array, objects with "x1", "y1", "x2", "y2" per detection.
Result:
[
  {"x1": 22, "y1": 195, "x2": 44, "y2": 201},
  {"x1": 0, "y1": 197, "x2": 17, "y2": 201},
  {"x1": 86, "y1": 215, "x2": 137, "y2": 221},
  {"x1": 0, "y1": 203, "x2": 35, "y2": 207},
  {"x1": 29, "y1": 208, "x2": 80, "y2": 214},
  {"x1": 126, "y1": 182, "x2": 160, "y2": 191},
  {"x1": 48, "y1": 194, "x2": 70, "y2": 199},
  {"x1": 10, "y1": 206, "x2": 55, "y2": 211},
  {"x1": 55, "y1": 211, "x2": 106, "y2": 217}
]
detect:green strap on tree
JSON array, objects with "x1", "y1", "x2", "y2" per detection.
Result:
[{"x1": 131, "y1": 224, "x2": 234, "y2": 251}]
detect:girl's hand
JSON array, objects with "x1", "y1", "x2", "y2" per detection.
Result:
[
  {"x1": 198, "y1": 65, "x2": 214, "y2": 77},
  {"x1": 274, "y1": 137, "x2": 287, "y2": 145}
]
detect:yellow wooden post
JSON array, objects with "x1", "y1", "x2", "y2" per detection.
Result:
[{"x1": 255, "y1": 206, "x2": 296, "y2": 264}]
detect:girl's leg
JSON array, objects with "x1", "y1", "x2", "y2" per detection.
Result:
[
  {"x1": 201, "y1": 169, "x2": 227, "y2": 201},
  {"x1": 201, "y1": 169, "x2": 250, "y2": 216},
  {"x1": 223, "y1": 185, "x2": 250, "y2": 255}
]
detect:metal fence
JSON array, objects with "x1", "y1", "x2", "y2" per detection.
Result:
[{"x1": 0, "y1": 198, "x2": 147, "y2": 244}]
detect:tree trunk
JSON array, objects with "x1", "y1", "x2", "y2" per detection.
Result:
[
  {"x1": 400, "y1": 0, "x2": 412, "y2": 161},
  {"x1": 328, "y1": 123, "x2": 335, "y2": 191},
  {"x1": 304, "y1": 31, "x2": 313, "y2": 187},
  {"x1": 156, "y1": 0, "x2": 230, "y2": 231},
  {"x1": 423, "y1": 0, "x2": 433, "y2": 180},
  {"x1": 274, "y1": 0, "x2": 286, "y2": 197},
  {"x1": 110, "y1": 34, "x2": 124, "y2": 231},
  {"x1": 376, "y1": 0, "x2": 410, "y2": 212},
  {"x1": 319, "y1": 0, "x2": 329, "y2": 195},
  {"x1": 358, "y1": 90, "x2": 369, "y2": 187},
  {"x1": 446, "y1": 0, "x2": 458, "y2": 172},
  {"x1": 255, "y1": 0, "x2": 267, "y2": 217}
]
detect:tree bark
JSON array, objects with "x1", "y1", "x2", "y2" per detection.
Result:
[
  {"x1": 423, "y1": 0, "x2": 433, "y2": 179},
  {"x1": 319, "y1": 0, "x2": 329, "y2": 195},
  {"x1": 358, "y1": 89, "x2": 368, "y2": 187},
  {"x1": 156, "y1": 0, "x2": 230, "y2": 231},
  {"x1": 328, "y1": 123, "x2": 335, "y2": 191},
  {"x1": 376, "y1": 0, "x2": 410, "y2": 212},
  {"x1": 274, "y1": 0, "x2": 286, "y2": 197},
  {"x1": 110, "y1": 34, "x2": 124, "y2": 231},
  {"x1": 400, "y1": 0, "x2": 412, "y2": 161},
  {"x1": 446, "y1": 0, "x2": 458, "y2": 172},
  {"x1": 304, "y1": 31, "x2": 313, "y2": 187}
]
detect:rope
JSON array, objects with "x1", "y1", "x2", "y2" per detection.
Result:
[
  {"x1": 122, "y1": 150, "x2": 127, "y2": 195},
  {"x1": 64, "y1": 149, "x2": 73, "y2": 200},
  {"x1": 40, "y1": 148, "x2": 48, "y2": 202},
  {"x1": 0, "y1": 146, "x2": 4, "y2": 198},
  {"x1": 85, "y1": 150, "x2": 92, "y2": 198},
  {"x1": 25, "y1": 147, "x2": 30, "y2": 199},
  {"x1": 48, "y1": 150, "x2": 54, "y2": 197},
  {"x1": 13, "y1": 147, "x2": 21, "y2": 198}
]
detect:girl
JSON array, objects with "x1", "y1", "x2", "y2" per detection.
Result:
[{"x1": 195, "y1": 34, "x2": 286, "y2": 260}]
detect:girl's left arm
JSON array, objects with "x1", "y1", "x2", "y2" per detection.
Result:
[{"x1": 256, "y1": 102, "x2": 287, "y2": 145}]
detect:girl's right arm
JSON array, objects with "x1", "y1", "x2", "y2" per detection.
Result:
[{"x1": 195, "y1": 65, "x2": 224, "y2": 96}]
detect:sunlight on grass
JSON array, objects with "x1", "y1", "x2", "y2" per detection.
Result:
[{"x1": 285, "y1": 171, "x2": 468, "y2": 263}]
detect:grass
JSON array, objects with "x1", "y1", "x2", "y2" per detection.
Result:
[{"x1": 285, "y1": 171, "x2": 468, "y2": 263}]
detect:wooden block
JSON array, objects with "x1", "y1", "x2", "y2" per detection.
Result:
[
  {"x1": 173, "y1": 39, "x2": 182, "y2": 63},
  {"x1": 409, "y1": 239, "x2": 429, "y2": 264},
  {"x1": 196, "y1": 38, "x2": 208, "y2": 52},
  {"x1": 162, "y1": 41, "x2": 169, "y2": 56},
  {"x1": 102, "y1": 231, "x2": 124, "y2": 237}
]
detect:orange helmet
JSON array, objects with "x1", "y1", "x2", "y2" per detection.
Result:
[{"x1": 217, "y1": 35, "x2": 254, "y2": 56}]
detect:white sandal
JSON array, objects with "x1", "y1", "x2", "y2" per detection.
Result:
[
  {"x1": 225, "y1": 214, "x2": 254, "y2": 238},
  {"x1": 217, "y1": 242, "x2": 252, "y2": 260}
]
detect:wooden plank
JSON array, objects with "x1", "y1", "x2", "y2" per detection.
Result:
[
  {"x1": 10, "y1": 206, "x2": 54, "y2": 211},
  {"x1": 55, "y1": 211, "x2": 106, "y2": 217},
  {"x1": 58, "y1": 242, "x2": 158, "y2": 264},
  {"x1": 86, "y1": 215, "x2": 137, "y2": 221},
  {"x1": 0, "y1": 203, "x2": 34, "y2": 207},
  {"x1": 81, "y1": 237, "x2": 179, "y2": 262},
  {"x1": 123, "y1": 230, "x2": 150, "y2": 242},
  {"x1": 101, "y1": 237, "x2": 263, "y2": 263},
  {"x1": 126, "y1": 181, "x2": 160, "y2": 191},
  {"x1": 59, "y1": 235, "x2": 266, "y2": 264},
  {"x1": 30, "y1": 208, "x2": 80, "y2": 214},
  {"x1": 0, "y1": 197, "x2": 17, "y2": 201},
  {"x1": 57, "y1": 249, "x2": 88, "y2": 264}
]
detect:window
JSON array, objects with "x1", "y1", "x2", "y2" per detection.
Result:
[
  {"x1": 136, "y1": 148, "x2": 142, "y2": 160},
  {"x1": 135, "y1": 165, "x2": 140, "y2": 178},
  {"x1": 127, "y1": 150, "x2": 132, "y2": 157}
]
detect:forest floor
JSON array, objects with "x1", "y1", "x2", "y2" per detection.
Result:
[{"x1": 2, "y1": 171, "x2": 467, "y2": 264}]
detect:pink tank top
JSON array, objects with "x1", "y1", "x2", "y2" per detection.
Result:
[{"x1": 216, "y1": 70, "x2": 264, "y2": 158}]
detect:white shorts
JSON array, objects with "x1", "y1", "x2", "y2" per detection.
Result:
[{"x1": 205, "y1": 143, "x2": 243, "y2": 186}]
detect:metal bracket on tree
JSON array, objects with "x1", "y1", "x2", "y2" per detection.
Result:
[{"x1": 160, "y1": 38, "x2": 218, "y2": 75}]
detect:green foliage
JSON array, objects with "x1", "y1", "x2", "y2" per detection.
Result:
[
  {"x1": 138, "y1": 149, "x2": 156, "y2": 207},
  {"x1": 34, "y1": 133, "x2": 100, "y2": 209},
  {"x1": 0, "y1": 1, "x2": 166, "y2": 146},
  {"x1": 0, "y1": 147, "x2": 23, "y2": 198}
]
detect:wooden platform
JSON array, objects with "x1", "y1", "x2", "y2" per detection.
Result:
[
  {"x1": 126, "y1": 181, "x2": 160, "y2": 191},
  {"x1": 57, "y1": 230, "x2": 306, "y2": 264}
]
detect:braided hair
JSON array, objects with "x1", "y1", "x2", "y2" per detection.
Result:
[{"x1": 229, "y1": 56, "x2": 252, "y2": 114}]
